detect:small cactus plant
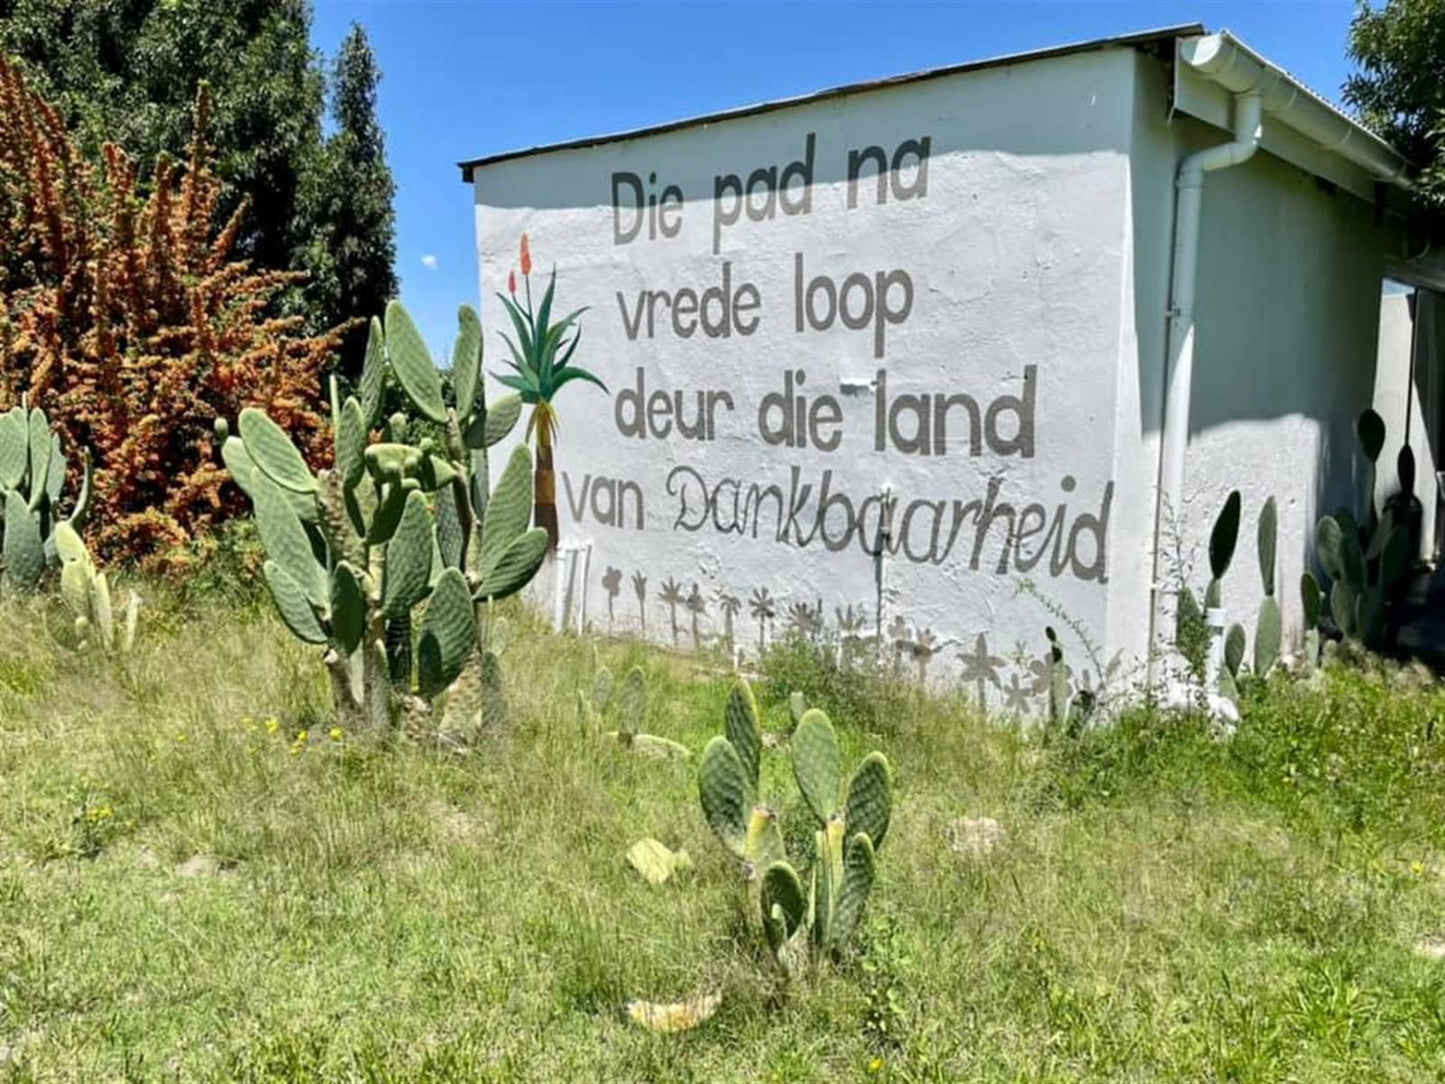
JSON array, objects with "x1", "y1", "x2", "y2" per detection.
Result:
[
  {"x1": 54, "y1": 522, "x2": 139, "y2": 654},
  {"x1": 699, "y1": 680, "x2": 892, "y2": 976},
  {"x1": 0, "y1": 403, "x2": 92, "y2": 593},
  {"x1": 588, "y1": 663, "x2": 690, "y2": 758}
]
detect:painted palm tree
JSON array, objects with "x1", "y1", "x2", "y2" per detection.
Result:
[
  {"x1": 493, "y1": 233, "x2": 607, "y2": 551},
  {"x1": 748, "y1": 587, "x2": 776, "y2": 652},
  {"x1": 601, "y1": 566, "x2": 622, "y2": 627},
  {"x1": 957, "y1": 633, "x2": 1005, "y2": 710},
  {"x1": 631, "y1": 571, "x2": 647, "y2": 630},
  {"x1": 685, "y1": 583, "x2": 707, "y2": 650},
  {"x1": 659, "y1": 577, "x2": 684, "y2": 645},
  {"x1": 717, "y1": 591, "x2": 742, "y2": 652}
]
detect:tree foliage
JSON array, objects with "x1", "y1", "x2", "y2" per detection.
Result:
[
  {"x1": 296, "y1": 23, "x2": 398, "y2": 377},
  {"x1": 1345, "y1": 0, "x2": 1445, "y2": 204},
  {"x1": 0, "y1": 0, "x2": 397, "y2": 373},
  {"x1": 0, "y1": 55, "x2": 342, "y2": 565}
]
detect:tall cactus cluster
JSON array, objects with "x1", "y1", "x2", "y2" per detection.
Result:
[
  {"x1": 221, "y1": 301, "x2": 547, "y2": 734},
  {"x1": 0, "y1": 403, "x2": 92, "y2": 593},
  {"x1": 699, "y1": 680, "x2": 892, "y2": 976}
]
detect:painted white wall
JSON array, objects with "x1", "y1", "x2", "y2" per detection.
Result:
[
  {"x1": 472, "y1": 49, "x2": 1141, "y2": 707},
  {"x1": 468, "y1": 41, "x2": 1408, "y2": 701}
]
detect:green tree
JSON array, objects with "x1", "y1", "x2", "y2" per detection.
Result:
[
  {"x1": 295, "y1": 23, "x2": 399, "y2": 377},
  {"x1": 1345, "y1": 0, "x2": 1445, "y2": 205},
  {"x1": 0, "y1": 0, "x2": 397, "y2": 372}
]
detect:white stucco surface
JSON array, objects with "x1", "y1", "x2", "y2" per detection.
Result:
[{"x1": 470, "y1": 41, "x2": 1408, "y2": 698}]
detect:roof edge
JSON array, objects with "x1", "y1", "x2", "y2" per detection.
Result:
[{"x1": 458, "y1": 23, "x2": 1204, "y2": 181}]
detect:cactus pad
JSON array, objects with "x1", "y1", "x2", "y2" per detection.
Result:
[
  {"x1": 336, "y1": 397, "x2": 368, "y2": 490},
  {"x1": 418, "y1": 568, "x2": 476, "y2": 697},
  {"x1": 844, "y1": 752, "x2": 892, "y2": 850},
  {"x1": 761, "y1": 861, "x2": 806, "y2": 942},
  {"x1": 385, "y1": 300, "x2": 447, "y2": 423},
  {"x1": 240, "y1": 407, "x2": 316, "y2": 494},
  {"x1": 792, "y1": 709, "x2": 842, "y2": 824},
  {"x1": 698, "y1": 736, "x2": 749, "y2": 857},
  {"x1": 452, "y1": 304, "x2": 482, "y2": 416},
  {"x1": 0, "y1": 407, "x2": 26, "y2": 490},
  {"x1": 617, "y1": 665, "x2": 646, "y2": 738},
  {"x1": 1254, "y1": 596, "x2": 1281, "y2": 676},
  {"x1": 724, "y1": 679, "x2": 762, "y2": 793},
  {"x1": 2, "y1": 492, "x2": 44, "y2": 590},
  {"x1": 263, "y1": 560, "x2": 328, "y2": 645},
  {"x1": 330, "y1": 562, "x2": 367, "y2": 654},
  {"x1": 831, "y1": 832, "x2": 877, "y2": 945},
  {"x1": 251, "y1": 473, "x2": 327, "y2": 609},
  {"x1": 381, "y1": 491, "x2": 433, "y2": 619},
  {"x1": 1223, "y1": 623, "x2": 1246, "y2": 678}
]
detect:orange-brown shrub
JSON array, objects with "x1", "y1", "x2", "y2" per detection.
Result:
[{"x1": 0, "y1": 54, "x2": 345, "y2": 567}]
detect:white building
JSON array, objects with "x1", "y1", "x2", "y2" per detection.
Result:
[{"x1": 460, "y1": 26, "x2": 1442, "y2": 707}]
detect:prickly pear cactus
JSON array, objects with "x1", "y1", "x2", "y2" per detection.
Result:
[
  {"x1": 698, "y1": 679, "x2": 892, "y2": 976},
  {"x1": 54, "y1": 522, "x2": 140, "y2": 654},
  {"x1": 595, "y1": 664, "x2": 689, "y2": 758},
  {"x1": 0, "y1": 404, "x2": 92, "y2": 593},
  {"x1": 222, "y1": 303, "x2": 548, "y2": 736}
]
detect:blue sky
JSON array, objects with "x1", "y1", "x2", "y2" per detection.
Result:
[{"x1": 309, "y1": 0, "x2": 1365, "y2": 355}]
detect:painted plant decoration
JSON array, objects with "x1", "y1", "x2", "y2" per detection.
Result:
[
  {"x1": 659, "y1": 577, "x2": 684, "y2": 645},
  {"x1": 749, "y1": 587, "x2": 776, "y2": 652},
  {"x1": 958, "y1": 633, "x2": 1005, "y2": 710},
  {"x1": 717, "y1": 591, "x2": 741, "y2": 652},
  {"x1": 494, "y1": 233, "x2": 607, "y2": 551},
  {"x1": 632, "y1": 570, "x2": 647, "y2": 630},
  {"x1": 601, "y1": 566, "x2": 621, "y2": 627}
]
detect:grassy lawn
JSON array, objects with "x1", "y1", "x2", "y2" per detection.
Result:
[{"x1": 3, "y1": 588, "x2": 1445, "y2": 1082}]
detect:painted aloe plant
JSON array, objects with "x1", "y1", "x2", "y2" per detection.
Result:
[
  {"x1": 0, "y1": 403, "x2": 92, "y2": 593},
  {"x1": 493, "y1": 234, "x2": 607, "y2": 551},
  {"x1": 699, "y1": 680, "x2": 893, "y2": 977},
  {"x1": 220, "y1": 302, "x2": 547, "y2": 734}
]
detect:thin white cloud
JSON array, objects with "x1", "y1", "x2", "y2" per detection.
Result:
[{"x1": 420, "y1": 254, "x2": 438, "y2": 272}]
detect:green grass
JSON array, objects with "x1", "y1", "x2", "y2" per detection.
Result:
[{"x1": 3, "y1": 588, "x2": 1445, "y2": 1081}]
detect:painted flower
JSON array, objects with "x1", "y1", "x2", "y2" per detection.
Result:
[
  {"x1": 520, "y1": 233, "x2": 533, "y2": 276},
  {"x1": 508, "y1": 269, "x2": 517, "y2": 294}
]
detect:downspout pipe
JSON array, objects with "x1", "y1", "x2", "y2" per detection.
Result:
[{"x1": 1147, "y1": 89, "x2": 1262, "y2": 681}]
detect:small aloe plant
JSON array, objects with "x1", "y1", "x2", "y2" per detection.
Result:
[{"x1": 699, "y1": 680, "x2": 892, "y2": 977}]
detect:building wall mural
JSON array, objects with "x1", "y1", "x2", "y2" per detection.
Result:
[{"x1": 471, "y1": 51, "x2": 1143, "y2": 708}]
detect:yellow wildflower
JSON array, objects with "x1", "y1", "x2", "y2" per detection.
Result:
[
  {"x1": 328, "y1": 727, "x2": 344, "y2": 742},
  {"x1": 264, "y1": 717, "x2": 280, "y2": 736}
]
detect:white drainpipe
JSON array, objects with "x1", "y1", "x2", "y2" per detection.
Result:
[{"x1": 1147, "y1": 89, "x2": 1262, "y2": 681}]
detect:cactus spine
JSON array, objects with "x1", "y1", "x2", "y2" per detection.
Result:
[
  {"x1": 0, "y1": 403, "x2": 92, "y2": 593},
  {"x1": 698, "y1": 680, "x2": 892, "y2": 976},
  {"x1": 224, "y1": 302, "x2": 546, "y2": 735}
]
